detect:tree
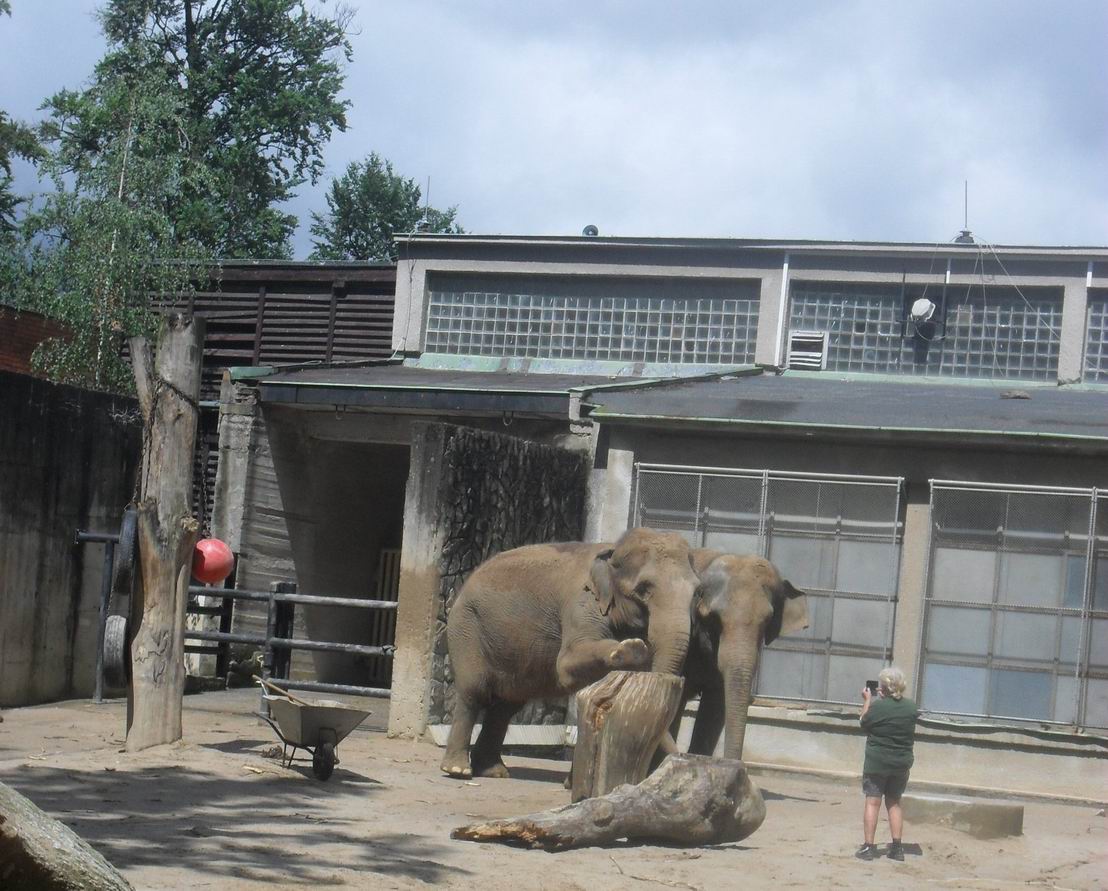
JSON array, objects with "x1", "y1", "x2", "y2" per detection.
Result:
[
  {"x1": 44, "y1": 0, "x2": 353, "y2": 259},
  {"x1": 309, "y1": 153, "x2": 463, "y2": 261},
  {"x1": 19, "y1": 52, "x2": 212, "y2": 391},
  {"x1": 0, "y1": 1, "x2": 45, "y2": 235}
]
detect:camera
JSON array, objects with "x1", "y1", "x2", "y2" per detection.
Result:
[{"x1": 865, "y1": 680, "x2": 879, "y2": 694}]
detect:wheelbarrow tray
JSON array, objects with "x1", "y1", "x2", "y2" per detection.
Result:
[{"x1": 264, "y1": 694, "x2": 370, "y2": 747}]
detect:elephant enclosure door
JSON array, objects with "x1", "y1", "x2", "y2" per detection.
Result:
[{"x1": 631, "y1": 464, "x2": 904, "y2": 707}]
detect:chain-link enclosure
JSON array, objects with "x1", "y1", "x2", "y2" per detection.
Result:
[
  {"x1": 631, "y1": 465, "x2": 903, "y2": 705},
  {"x1": 921, "y1": 483, "x2": 1107, "y2": 729}
]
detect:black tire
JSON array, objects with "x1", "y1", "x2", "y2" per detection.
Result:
[
  {"x1": 112, "y1": 507, "x2": 138, "y2": 595},
  {"x1": 103, "y1": 614, "x2": 130, "y2": 688},
  {"x1": 312, "y1": 742, "x2": 336, "y2": 781}
]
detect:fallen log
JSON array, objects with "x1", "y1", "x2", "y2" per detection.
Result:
[
  {"x1": 452, "y1": 753, "x2": 766, "y2": 851},
  {"x1": 571, "y1": 670, "x2": 684, "y2": 802},
  {"x1": 0, "y1": 780, "x2": 132, "y2": 890}
]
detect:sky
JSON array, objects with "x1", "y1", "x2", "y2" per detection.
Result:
[{"x1": 1, "y1": 1, "x2": 1106, "y2": 259}]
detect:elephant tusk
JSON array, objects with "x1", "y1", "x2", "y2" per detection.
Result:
[{"x1": 658, "y1": 732, "x2": 679, "y2": 755}]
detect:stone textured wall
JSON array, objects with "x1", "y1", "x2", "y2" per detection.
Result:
[
  {"x1": 0, "y1": 372, "x2": 140, "y2": 706},
  {"x1": 430, "y1": 425, "x2": 588, "y2": 725}
]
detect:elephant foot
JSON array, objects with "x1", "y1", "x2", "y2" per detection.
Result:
[
  {"x1": 609, "y1": 637, "x2": 651, "y2": 671},
  {"x1": 440, "y1": 753, "x2": 473, "y2": 779},
  {"x1": 472, "y1": 761, "x2": 511, "y2": 779}
]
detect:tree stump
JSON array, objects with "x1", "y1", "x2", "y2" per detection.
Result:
[
  {"x1": 126, "y1": 314, "x2": 204, "y2": 752},
  {"x1": 571, "y1": 670, "x2": 684, "y2": 802},
  {"x1": 0, "y1": 780, "x2": 132, "y2": 890},
  {"x1": 453, "y1": 753, "x2": 766, "y2": 850}
]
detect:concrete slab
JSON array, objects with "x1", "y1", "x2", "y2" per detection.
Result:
[{"x1": 902, "y1": 793, "x2": 1024, "y2": 839}]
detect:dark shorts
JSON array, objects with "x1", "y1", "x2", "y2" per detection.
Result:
[{"x1": 862, "y1": 771, "x2": 909, "y2": 800}]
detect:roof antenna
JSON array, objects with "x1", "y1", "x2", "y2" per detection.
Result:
[
  {"x1": 955, "y1": 179, "x2": 975, "y2": 243},
  {"x1": 416, "y1": 176, "x2": 432, "y2": 232}
]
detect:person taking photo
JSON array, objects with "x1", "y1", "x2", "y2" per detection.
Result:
[{"x1": 856, "y1": 666, "x2": 919, "y2": 862}]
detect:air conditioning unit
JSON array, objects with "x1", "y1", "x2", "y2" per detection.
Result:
[{"x1": 786, "y1": 330, "x2": 828, "y2": 370}]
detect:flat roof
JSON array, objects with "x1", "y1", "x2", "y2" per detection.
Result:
[
  {"x1": 582, "y1": 372, "x2": 1108, "y2": 449},
  {"x1": 255, "y1": 363, "x2": 627, "y2": 416}
]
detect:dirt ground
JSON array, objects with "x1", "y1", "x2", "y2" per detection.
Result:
[{"x1": 0, "y1": 690, "x2": 1103, "y2": 890}]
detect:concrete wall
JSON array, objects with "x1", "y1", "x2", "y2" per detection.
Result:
[
  {"x1": 388, "y1": 422, "x2": 589, "y2": 739},
  {"x1": 0, "y1": 373, "x2": 140, "y2": 706}
]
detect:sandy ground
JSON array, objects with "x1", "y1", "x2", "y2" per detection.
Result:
[{"x1": 0, "y1": 690, "x2": 1103, "y2": 891}]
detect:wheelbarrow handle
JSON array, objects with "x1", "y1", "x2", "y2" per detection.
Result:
[{"x1": 253, "y1": 675, "x2": 313, "y2": 707}]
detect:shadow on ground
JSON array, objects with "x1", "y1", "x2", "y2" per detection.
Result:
[{"x1": 1, "y1": 763, "x2": 468, "y2": 885}]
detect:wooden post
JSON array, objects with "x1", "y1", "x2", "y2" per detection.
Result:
[
  {"x1": 125, "y1": 313, "x2": 205, "y2": 752},
  {"x1": 453, "y1": 753, "x2": 767, "y2": 850},
  {"x1": 571, "y1": 670, "x2": 684, "y2": 802}
]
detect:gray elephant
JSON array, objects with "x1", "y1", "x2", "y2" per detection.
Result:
[
  {"x1": 441, "y1": 527, "x2": 701, "y2": 779},
  {"x1": 677, "y1": 550, "x2": 809, "y2": 761}
]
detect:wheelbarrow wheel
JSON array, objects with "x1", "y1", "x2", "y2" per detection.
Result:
[{"x1": 313, "y1": 742, "x2": 336, "y2": 780}]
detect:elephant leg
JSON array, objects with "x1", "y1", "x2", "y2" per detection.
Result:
[
  {"x1": 441, "y1": 694, "x2": 480, "y2": 778},
  {"x1": 556, "y1": 637, "x2": 651, "y2": 690},
  {"x1": 688, "y1": 683, "x2": 726, "y2": 756},
  {"x1": 471, "y1": 698, "x2": 522, "y2": 779}
]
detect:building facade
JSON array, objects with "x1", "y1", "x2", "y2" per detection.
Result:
[{"x1": 223, "y1": 234, "x2": 1108, "y2": 799}]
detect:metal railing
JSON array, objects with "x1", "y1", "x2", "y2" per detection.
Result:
[{"x1": 185, "y1": 581, "x2": 398, "y2": 704}]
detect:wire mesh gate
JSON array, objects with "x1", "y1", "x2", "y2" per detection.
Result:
[
  {"x1": 631, "y1": 464, "x2": 904, "y2": 706},
  {"x1": 919, "y1": 481, "x2": 1107, "y2": 729}
]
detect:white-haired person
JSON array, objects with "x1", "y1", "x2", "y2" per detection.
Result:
[{"x1": 855, "y1": 666, "x2": 919, "y2": 862}]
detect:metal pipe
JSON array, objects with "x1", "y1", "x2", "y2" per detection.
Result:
[
  {"x1": 186, "y1": 585, "x2": 399, "y2": 610},
  {"x1": 276, "y1": 679, "x2": 391, "y2": 699},
  {"x1": 75, "y1": 531, "x2": 121, "y2": 545},
  {"x1": 92, "y1": 540, "x2": 115, "y2": 704},
  {"x1": 636, "y1": 463, "x2": 903, "y2": 485},
  {"x1": 268, "y1": 637, "x2": 394, "y2": 658},
  {"x1": 184, "y1": 630, "x2": 266, "y2": 645}
]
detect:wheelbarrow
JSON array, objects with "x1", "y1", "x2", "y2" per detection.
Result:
[{"x1": 255, "y1": 677, "x2": 370, "y2": 780}]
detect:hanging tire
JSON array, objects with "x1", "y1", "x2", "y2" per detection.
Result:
[
  {"x1": 312, "y1": 741, "x2": 336, "y2": 781},
  {"x1": 112, "y1": 507, "x2": 138, "y2": 595},
  {"x1": 103, "y1": 614, "x2": 130, "y2": 689}
]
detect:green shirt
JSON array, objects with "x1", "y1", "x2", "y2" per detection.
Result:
[{"x1": 860, "y1": 696, "x2": 919, "y2": 775}]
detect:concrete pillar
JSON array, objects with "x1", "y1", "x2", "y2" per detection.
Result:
[
  {"x1": 891, "y1": 497, "x2": 932, "y2": 691},
  {"x1": 596, "y1": 448, "x2": 635, "y2": 541},
  {"x1": 1057, "y1": 279, "x2": 1089, "y2": 384},
  {"x1": 388, "y1": 423, "x2": 448, "y2": 739},
  {"x1": 391, "y1": 257, "x2": 426, "y2": 354},
  {"x1": 754, "y1": 262, "x2": 788, "y2": 367},
  {"x1": 209, "y1": 375, "x2": 257, "y2": 551}
]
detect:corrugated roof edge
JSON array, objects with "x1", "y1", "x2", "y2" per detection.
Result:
[{"x1": 229, "y1": 356, "x2": 402, "y2": 381}]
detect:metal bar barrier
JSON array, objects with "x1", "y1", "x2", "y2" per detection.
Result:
[{"x1": 184, "y1": 580, "x2": 397, "y2": 704}]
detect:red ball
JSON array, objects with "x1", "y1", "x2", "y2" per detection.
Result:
[{"x1": 192, "y1": 538, "x2": 235, "y2": 585}]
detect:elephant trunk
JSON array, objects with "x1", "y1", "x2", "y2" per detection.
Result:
[
  {"x1": 720, "y1": 644, "x2": 759, "y2": 761},
  {"x1": 648, "y1": 608, "x2": 691, "y2": 677}
]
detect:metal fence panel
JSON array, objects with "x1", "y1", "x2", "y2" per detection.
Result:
[{"x1": 921, "y1": 482, "x2": 1106, "y2": 729}]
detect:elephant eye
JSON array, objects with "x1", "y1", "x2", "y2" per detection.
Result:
[{"x1": 634, "y1": 581, "x2": 652, "y2": 599}]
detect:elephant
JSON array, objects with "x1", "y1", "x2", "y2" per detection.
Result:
[
  {"x1": 674, "y1": 549, "x2": 809, "y2": 761},
  {"x1": 441, "y1": 527, "x2": 701, "y2": 779}
]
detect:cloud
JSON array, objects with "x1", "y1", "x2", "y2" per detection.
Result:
[{"x1": 4, "y1": 1, "x2": 1105, "y2": 257}]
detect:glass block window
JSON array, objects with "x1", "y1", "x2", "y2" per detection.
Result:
[
  {"x1": 1085, "y1": 290, "x2": 1108, "y2": 383},
  {"x1": 921, "y1": 484, "x2": 1108, "y2": 729},
  {"x1": 631, "y1": 465, "x2": 903, "y2": 706},
  {"x1": 789, "y1": 283, "x2": 1062, "y2": 381},
  {"x1": 425, "y1": 274, "x2": 759, "y2": 364}
]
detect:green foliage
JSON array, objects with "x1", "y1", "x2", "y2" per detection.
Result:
[
  {"x1": 18, "y1": 56, "x2": 212, "y2": 392},
  {"x1": 48, "y1": 0, "x2": 353, "y2": 258},
  {"x1": 0, "y1": 1, "x2": 45, "y2": 234},
  {"x1": 309, "y1": 153, "x2": 463, "y2": 262}
]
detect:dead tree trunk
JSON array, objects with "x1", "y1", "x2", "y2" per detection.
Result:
[
  {"x1": 571, "y1": 670, "x2": 683, "y2": 802},
  {"x1": 125, "y1": 314, "x2": 204, "y2": 752},
  {"x1": 453, "y1": 753, "x2": 766, "y2": 850},
  {"x1": 0, "y1": 780, "x2": 133, "y2": 889}
]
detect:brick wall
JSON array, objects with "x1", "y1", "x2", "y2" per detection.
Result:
[{"x1": 0, "y1": 308, "x2": 70, "y2": 377}]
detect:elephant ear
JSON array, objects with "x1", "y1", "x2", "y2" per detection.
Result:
[
  {"x1": 588, "y1": 549, "x2": 616, "y2": 615},
  {"x1": 764, "y1": 579, "x2": 810, "y2": 645}
]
